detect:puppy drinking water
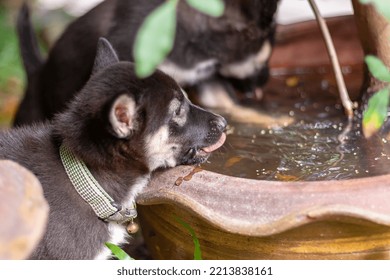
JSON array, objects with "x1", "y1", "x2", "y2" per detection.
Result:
[{"x1": 0, "y1": 38, "x2": 226, "y2": 259}]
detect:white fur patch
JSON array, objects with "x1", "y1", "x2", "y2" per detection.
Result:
[
  {"x1": 169, "y1": 98, "x2": 181, "y2": 114},
  {"x1": 219, "y1": 41, "x2": 272, "y2": 79},
  {"x1": 145, "y1": 125, "x2": 179, "y2": 170},
  {"x1": 126, "y1": 176, "x2": 150, "y2": 204},
  {"x1": 93, "y1": 176, "x2": 150, "y2": 260},
  {"x1": 93, "y1": 223, "x2": 128, "y2": 260},
  {"x1": 158, "y1": 59, "x2": 217, "y2": 86}
]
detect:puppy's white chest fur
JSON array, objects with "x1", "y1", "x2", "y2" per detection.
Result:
[
  {"x1": 93, "y1": 176, "x2": 149, "y2": 260},
  {"x1": 94, "y1": 223, "x2": 128, "y2": 260}
]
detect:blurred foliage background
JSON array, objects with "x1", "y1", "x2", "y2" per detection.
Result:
[
  {"x1": 0, "y1": 1, "x2": 24, "y2": 127},
  {"x1": 0, "y1": 0, "x2": 86, "y2": 127}
]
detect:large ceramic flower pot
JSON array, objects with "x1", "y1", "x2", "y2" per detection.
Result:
[{"x1": 136, "y1": 166, "x2": 390, "y2": 260}]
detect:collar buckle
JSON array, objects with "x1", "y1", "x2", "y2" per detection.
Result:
[{"x1": 105, "y1": 203, "x2": 138, "y2": 224}]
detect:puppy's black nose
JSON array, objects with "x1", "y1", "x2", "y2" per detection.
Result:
[{"x1": 210, "y1": 116, "x2": 227, "y2": 132}]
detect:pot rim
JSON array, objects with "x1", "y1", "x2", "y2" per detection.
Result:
[{"x1": 137, "y1": 166, "x2": 390, "y2": 236}]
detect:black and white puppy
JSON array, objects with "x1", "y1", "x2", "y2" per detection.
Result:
[
  {"x1": 14, "y1": 0, "x2": 279, "y2": 126},
  {"x1": 0, "y1": 38, "x2": 226, "y2": 259}
]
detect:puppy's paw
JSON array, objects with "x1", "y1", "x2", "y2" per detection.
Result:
[
  {"x1": 194, "y1": 79, "x2": 236, "y2": 109},
  {"x1": 192, "y1": 79, "x2": 293, "y2": 128},
  {"x1": 227, "y1": 104, "x2": 294, "y2": 128}
]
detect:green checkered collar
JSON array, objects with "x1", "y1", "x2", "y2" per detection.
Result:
[{"x1": 59, "y1": 144, "x2": 137, "y2": 224}]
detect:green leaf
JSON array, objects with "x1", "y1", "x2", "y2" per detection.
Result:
[
  {"x1": 365, "y1": 55, "x2": 390, "y2": 82},
  {"x1": 363, "y1": 87, "x2": 390, "y2": 138},
  {"x1": 176, "y1": 217, "x2": 202, "y2": 260},
  {"x1": 134, "y1": 0, "x2": 179, "y2": 78},
  {"x1": 185, "y1": 0, "x2": 224, "y2": 17},
  {"x1": 105, "y1": 242, "x2": 133, "y2": 260},
  {"x1": 0, "y1": 7, "x2": 25, "y2": 90},
  {"x1": 359, "y1": 0, "x2": 390, "y2": 20}
]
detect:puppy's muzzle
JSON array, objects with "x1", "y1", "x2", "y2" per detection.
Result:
[{"x1": 198, "y1": 115, "x2": 227, "y2": 155}]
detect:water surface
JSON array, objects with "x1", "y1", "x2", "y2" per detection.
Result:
[{"x1": 203, "y1": 66, "x2": 390, "y2": 181}]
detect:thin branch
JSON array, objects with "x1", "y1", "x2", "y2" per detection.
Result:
[{"x1": 308, "y1": 0, "x2": 356, "y2": 120}]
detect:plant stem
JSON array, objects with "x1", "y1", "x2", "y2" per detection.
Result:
[{"x1": 308, "y1": 0, "x2": 356, "y2": 120}]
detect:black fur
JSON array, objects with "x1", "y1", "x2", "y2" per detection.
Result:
[
  {"x1": 14, "y1": 3, "x2": 45, "y2": 123},
  {"x1": 0, "y1": 38, "x2": 226, "y2": 259},
  {"x1": 14, "y1": 0, "x2": 279, "y2": 126}
]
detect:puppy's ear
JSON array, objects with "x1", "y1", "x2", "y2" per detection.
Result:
[
  {"x1": 92, "y1": 37, "x2": 119, "y2": 74},
  {"x1": 109, "y1": 94, "x2": 137, "y2": 138}
]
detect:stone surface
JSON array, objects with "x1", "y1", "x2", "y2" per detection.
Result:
[{"x1": 0, "y1": 160, "x2": 49, "y2": 259}]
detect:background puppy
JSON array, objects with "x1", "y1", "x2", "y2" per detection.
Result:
[
  {"x1": 14, "y1": 0, "x2": 279, "y2": 126},
  {"x1": 0, "y1": 38, "x2": 226, "y2": 259}
]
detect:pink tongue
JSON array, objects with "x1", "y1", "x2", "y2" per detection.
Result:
[{"x1": 202, "y1": 133, "x2": 226, "y2": 153}]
